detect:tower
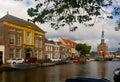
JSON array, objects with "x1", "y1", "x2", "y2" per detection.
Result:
[
  {"x1": 97, "y1": 30, "x2": 109, "y2": 59},
  {"x1": 101, "y1": 30, "x2": 105, "y2": 44}
]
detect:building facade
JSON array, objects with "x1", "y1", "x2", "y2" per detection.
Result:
[
  {"x1": 97, "y1": 30, "x2": 109, "y2": 59},
  {"x1": 45, "y1": 39, "x2": 55, "y2": 60},
  {"x1": 60, "y1": 38, "x2": 77, "y2": 58},
  {"x1": 44, "y1": 38, "x2": 77, "y2": 60},
  {"x1": 57, "y1": 42, "x2": 66, "y2": 59},
  {"x1": 45, "y1": 39, "x2": 60, "y2": 60},
  {"x1": 0, "y1": 14, "x2": 46, "y2": 63}
]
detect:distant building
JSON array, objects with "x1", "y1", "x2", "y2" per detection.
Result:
[
  {"x1": 44, "y1": 38, "x2": 77, "y2": 60},
  {"x1": 60, "y1": 38, "x2": 77, "y2": 58},
  {"x1": 97, "y1": 30, "x2": 109, "y2": 58},
  {"x1": 45, "y1": 39, "x2": 60, "y2": 59},
  {"x1": 0, "y1": 14, "x2": 46, "y2": 63},
  {"x1": 115, "y1": 48, "x2": 120, "y2": 57},
  {"x1": 56, "y1": 42, "x2": 66, "y2": 59}
]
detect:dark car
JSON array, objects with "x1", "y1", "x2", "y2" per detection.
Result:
[{"x1": 25, "y1": 57, "x2": 37, "y2": 63}]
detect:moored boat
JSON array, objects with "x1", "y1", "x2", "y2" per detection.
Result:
[
  {"x1": 112, "y1": 58, "x2": 120, "y2": 61},
  {"x1": 7, "y1": 63, "x2": 37, "y2": 69}
]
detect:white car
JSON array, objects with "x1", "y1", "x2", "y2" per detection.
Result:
[
  {"x1": 50, "y1": 58, "x2": 62, "y2": 62},
  {"x1": 6, "y1": 58, "x2": 24, "y2": 64}
]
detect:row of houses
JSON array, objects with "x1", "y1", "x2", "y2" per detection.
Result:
[
  {"x1": 45, "y1": 38, "x2": 77, "y2": 60},
  {"x1": 0, "y1": 14, "x2": 77, "y2": 64}
]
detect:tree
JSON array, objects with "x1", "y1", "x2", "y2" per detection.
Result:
[
  {"x1": 76, "y1": 43, "x2": 91, "y2": 57},
  {"x1": 27, "y1": 0, "x2": 117, "y2": 31}
]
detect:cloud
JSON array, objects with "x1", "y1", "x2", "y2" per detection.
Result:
[{"x1": 0, "y1": 0, "x2": 120, "y2": 52}]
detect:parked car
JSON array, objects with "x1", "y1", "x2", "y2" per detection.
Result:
[
  {"x1": 6, "y1": 58, "x2": 24, "y2": 64},
  {"x1": 25, "y1": 57, "x2": 37, "y2": 63},
  {"x1": 50, "y1": 58, "x2": 62, "y2": 62}
]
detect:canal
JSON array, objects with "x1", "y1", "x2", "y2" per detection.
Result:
[{"x1": 0, "y1": 61, "x2": 120, "y2": 82}]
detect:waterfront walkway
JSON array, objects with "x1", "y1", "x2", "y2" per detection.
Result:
[{"x1": 0, "y1": 62, "x2": 61, "y2": 72}]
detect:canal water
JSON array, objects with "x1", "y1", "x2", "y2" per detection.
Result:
[{"x1": 0, "y1": 61, "x2": 120, "y2": 82}]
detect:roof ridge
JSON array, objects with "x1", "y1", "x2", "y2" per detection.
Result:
[{"x1": 0, "y1": 14, "x2": 45, "y2": 33}]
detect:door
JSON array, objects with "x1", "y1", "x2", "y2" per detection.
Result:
[{"x1": 25, "y1": 48, "x2": 31, "y2": 58}]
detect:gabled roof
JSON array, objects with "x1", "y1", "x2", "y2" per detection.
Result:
[
  {"x1": 45, "y1": 38, "x2": 56, "y2": 45},
  {"x1": 0, "y1": 14, "x2": 45, "y2": 33},
  {"x1": 61, "y1": 38, "x2": 76, "y2": 47}
]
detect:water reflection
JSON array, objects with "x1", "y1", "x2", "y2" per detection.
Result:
[
  {"x1": 98, "y1": 61, "x2": 108, "y2": 78},
  {"x1": 0, "y1": 61, "x2": 120, "y2": 82}
]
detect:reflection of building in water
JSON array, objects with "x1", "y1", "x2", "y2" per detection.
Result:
[
  {"x1": 98, "y1": 61, "x2": 108, "y2": 78},
  {"x1": 97, "y1": 30, "x2": 109, "y2": 59}
]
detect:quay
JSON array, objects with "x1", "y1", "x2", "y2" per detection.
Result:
[
  {"x1": 0, "y1": 62, "x2": 64, "y2": 72},
  {"x1": 37, "y1": 62, "x2": 56, "y2": 67},
  {"x1": 0, "y1": 64, "x2": 12, "y2": 72}
]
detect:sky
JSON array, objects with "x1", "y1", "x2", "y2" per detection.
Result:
[{"x1": 0, "y1": 0, "x2": 120, "y2": 52}]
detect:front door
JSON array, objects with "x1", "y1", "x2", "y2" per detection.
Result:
[{"x1": 25, "y1": 48, "x2": 31, "y2": 58}]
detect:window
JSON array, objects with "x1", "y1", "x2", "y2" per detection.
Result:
[
  {"x1": 26, "y1": 32, "x2": 30, "y2": 45},
  {"x1": 9, "y1": 34, "x2": 15, "y2": 44},
  {"x1": 35, "y1": 38, "x2": 42, "y2": 48},
  {"x1": 9, "y1": 28, "x2": 15, "y2": 31},
  {"x1": 34, "y1": 39, "x2": 38, "y2": 48},
  {"x1": 38, "y1": 39, "x2": 42, "y2": 48},
  {"x1": 34, "y1": 34, "x2": 42, "y2": 48},
  {"x1": 38, "y1": 50, "x2": 42, "y2": 59},
  {"x1": 45, "y1": 46, "x2": 47, "y2": 51},
  {"x1": 16, "y1": 35, "x2": 21, "y2": 45},
  {"x1": 16, "y1": 29, "x2": 22, "y2": 33},
  {"x1": 50, "y1": 46, "x2": 52, "y2": 51},
  {"x1": 34, "y1": 50, "x2": 42, "y2": 59},
  {"x1": 16, "y1": 48, "x2": 21, "y2": 58},
  {"x1": 39, "y1": 50, "x2": 42, "y2": 55},
  {"x1": 9, "y1": 48, "x2": 14, "y2": 59},
  {"x1": 34, "y1": 50, "x2": 38, "y2": 57}
]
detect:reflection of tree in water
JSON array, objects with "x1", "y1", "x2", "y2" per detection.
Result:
[{"x1": 98, "y1": 61, "x2": 108, "y2": 78}]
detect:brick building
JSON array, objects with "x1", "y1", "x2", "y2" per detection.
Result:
[
  {"x1": 0, "y1": 14, "x2": 46, "y2": 63},
  {"x1": 60, "y1": 38, "x2": 77, "y2": 58},
  {"x1": 97, "y1": 30, "x2": 109, "y2": 59}
]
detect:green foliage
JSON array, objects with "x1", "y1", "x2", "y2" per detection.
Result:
[
  {"x1": 27, "y1": 0, "x2": 117, "y2": 31},
  {"x1": 76, "y1": 43, "x2": 91, "y2": 56}
]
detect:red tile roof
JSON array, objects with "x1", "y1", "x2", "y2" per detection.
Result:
[{"x1": 61, "y1": 38, "x2": 76, "y2": 48}]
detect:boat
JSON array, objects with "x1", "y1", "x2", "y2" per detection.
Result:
[
  {"x1": 7, "y1": 63, "x2": 37, "y2": 69},
  {"x1": 66, "y1": 77, "x2": 111, "y2": 82},
  {"x1": 86, "y1": 58, "x2": 96, "y2": 61},
  {"x1": 112, "y1": 58, "x2": 120, "y2": 61},
  {"x1": 113, "y1": 68, "x2": 120, "y2": 82},
  {"x1": 66, "y1": 67, "x2": 120, "y2": 82},
  {"x1": 65, "y1": 60, "x2": 73, "y2": 64}
]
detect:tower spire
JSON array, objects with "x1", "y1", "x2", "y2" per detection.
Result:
[
  {"x1": 101, "y1": 30, "x2": 105, "y2": 44},
  {"x1": 7, "y1": 11, "x2": 9, "y2": 15}
]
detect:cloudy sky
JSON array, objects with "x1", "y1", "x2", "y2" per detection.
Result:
[{"x1": 0, "y1": 0, "x2": 120, "y2": 52}]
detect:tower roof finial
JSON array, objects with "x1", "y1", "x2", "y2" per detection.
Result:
[
  {"x1": 101, "y1": 29, "x2": 105, "y2": 44},
  {"x1": 7, "y1": 11, "x2": 9, "y2": 15}
]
